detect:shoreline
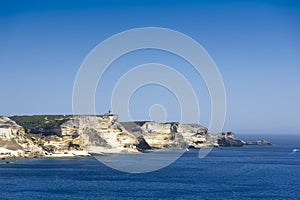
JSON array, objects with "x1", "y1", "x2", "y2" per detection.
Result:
[
  {"x1": 0, "y1": 115, "x2": 271, "y2": 161},
  {"x1": 0, "y1": 144, "x2": 275, "y2": 164}
]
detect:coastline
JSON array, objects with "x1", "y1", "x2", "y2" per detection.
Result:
[{"x1": 0, "y1": 115, "x2": 271, "y2": 161}]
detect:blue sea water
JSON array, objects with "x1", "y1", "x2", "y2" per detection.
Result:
[{"x1": 0, "y1": 134, "x2": 299, "y2": 200}]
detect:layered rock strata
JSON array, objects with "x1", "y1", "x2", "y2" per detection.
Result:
[{"x1": 0, "y1": 115, "x2": 271, "y2": 159}]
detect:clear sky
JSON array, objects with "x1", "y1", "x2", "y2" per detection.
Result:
[{"x1": 0, "y1": 0, "x2": 299, "y2": 134}]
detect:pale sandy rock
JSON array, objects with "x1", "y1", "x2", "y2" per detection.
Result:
[
  {"x1": 0, "y1": 147, "x2": 24, "y2": 158},
  {"x1": 60, "y1": 115, "x2": 140, "y2": 154},
  {"x1": 141, "y1": 122, "x2": 172, "y2": 134},
  {"x1": 0, "y1": 116, "x2": 24, "y2": 140},
  {"x1": 0, "y1": 117, "x2": 45, "y2": 158},
  {"x1": 143, "y1": 132, "x2": 187, "y2": 149},
  {"x1": 45, "y1": 150, "x2": 90, "y2": 158},
  {"x1": 177, "y1": 124, "x2": 207, "y2": 134},
  {"x1": 139, "y1": 122, "x2": 211, "y2": 149},
  {"x1": 177, "y1": 124, "x2": 209, "y2": 148},
  {"x1": 0, "y1": 114, "x2": 232, "y2": 159}
]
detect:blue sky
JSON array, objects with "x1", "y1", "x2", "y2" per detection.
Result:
[{"x1": 0, "y1": 0, "x2": 299, "y2": 134}]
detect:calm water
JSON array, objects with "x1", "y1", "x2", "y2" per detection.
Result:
[{"x1": 0, "y1": 135, "x2": 299, "y2": 200}]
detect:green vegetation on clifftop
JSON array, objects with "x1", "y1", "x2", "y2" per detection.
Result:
[{"x1": 9, "y1": 115, "x2": 72, "y2": 133}]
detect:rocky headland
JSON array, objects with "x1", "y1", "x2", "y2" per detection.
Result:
[{"x1": 0, "y1": 114, "x2": 271, "y2": 160}]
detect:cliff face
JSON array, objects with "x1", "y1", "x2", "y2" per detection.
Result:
[
  {"x1": 0, "y1": 116, "x2": 24, "y2": 140},
  {"x1": 1, "y1": 114, "x2": 270, "y2": 159},
  {"x1": 139, "y1": 122, "x2": 187, "y2": 149},
  {"x1": 2, "y1": 115, "x2": 217, "y2": 157},
  {"x1": 0, "y1": 117, "x2": 44, "y2": 158},
  {"x1": 216, "y1": 132, "x2": 245, "y2": 147},
  {"x1": 61, "y1": 115, "x2": 140, "y2": 154},
  {"x1": 119, "y1": 121, "x2": 217, "y2": 149},
  {"x1": 178, "y1": 124, "x2": 218, "y2": 148}
]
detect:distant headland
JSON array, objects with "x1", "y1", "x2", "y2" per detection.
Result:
[{"x1": 0, "y1": 114, "x2": 271, "y2": 160}]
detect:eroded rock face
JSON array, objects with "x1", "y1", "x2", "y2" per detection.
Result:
[
  {"x1": 178, "y1": 124, "x2": 215, "y2": 148},
  {"x1": 142, "y1": 122, "x2": 218, "y2": 148},
  {"x1": 0, "y1": 116, "x2": 24, "y2": 140},
  {"x1": 139, "y1": 122, "x2": 186, "y2": 149},
  {"x1": 0, "y1": 117, "x2": 44, "y2": 158},
  {"x1": 1, "y1": 115, "x2": 143, "y2": 158},
  {"x1": 1, "y1": 115, "x2": 271, "y2": 159},
  {"x1": 216, "y1": 132, "x2": 245, "y2": 147},
  {"x1": 60, "y1": 115, "x2": 140, "y2": 154},
  {"x1": 142, "y1": 132, "x2": 187, "y2": 149},
  {"x1": 125, "y1": 122, "x2": 214, "y2": 149},
  {"x1": 141, "y1": 122, "x2": 172, "y2": 134}
]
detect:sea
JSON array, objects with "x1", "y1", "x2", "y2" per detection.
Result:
[{"x1": 0, "y1": 134, "x2": 299, "y2": 200}]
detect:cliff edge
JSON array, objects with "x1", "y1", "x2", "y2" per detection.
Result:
[{"x1": 0, "y1": 114, "x2": 271, "y2": 159}]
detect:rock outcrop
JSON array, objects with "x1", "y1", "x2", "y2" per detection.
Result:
[
  {"x1": 62, "y1": 115, "x2": 140, "y2": 154},
  {"x1": 139, "y1": 122, "x2": 187, "y2": 149},
  {"x1": 216, "y1": 132, "x2": 245, "y2": 147},
  {"x1": 120, "y1": 121, "x2": 216, "y2": 149},
  {"x1": 245, "y1": 140, "x2": 271, "y2": 146},
  {"x1": 0, "y1": 116, "x2": 24, "y2": 140},
  {"x1": 0, "y1": 116, "x2": 45, "y2": 158},
  {"x1": 0, "y1": 114, "x2": 271, "y2": 159},
  {"x1": 215, "y1": 132, "x2": 271, "y2": 147},
  {"x1": 178, "y1": 124, "x2": 218, "y2": 148}
]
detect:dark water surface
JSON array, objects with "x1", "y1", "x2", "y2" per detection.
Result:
[{"x1": 1, "y1": 135, "x2": 299, "y2": 200}]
